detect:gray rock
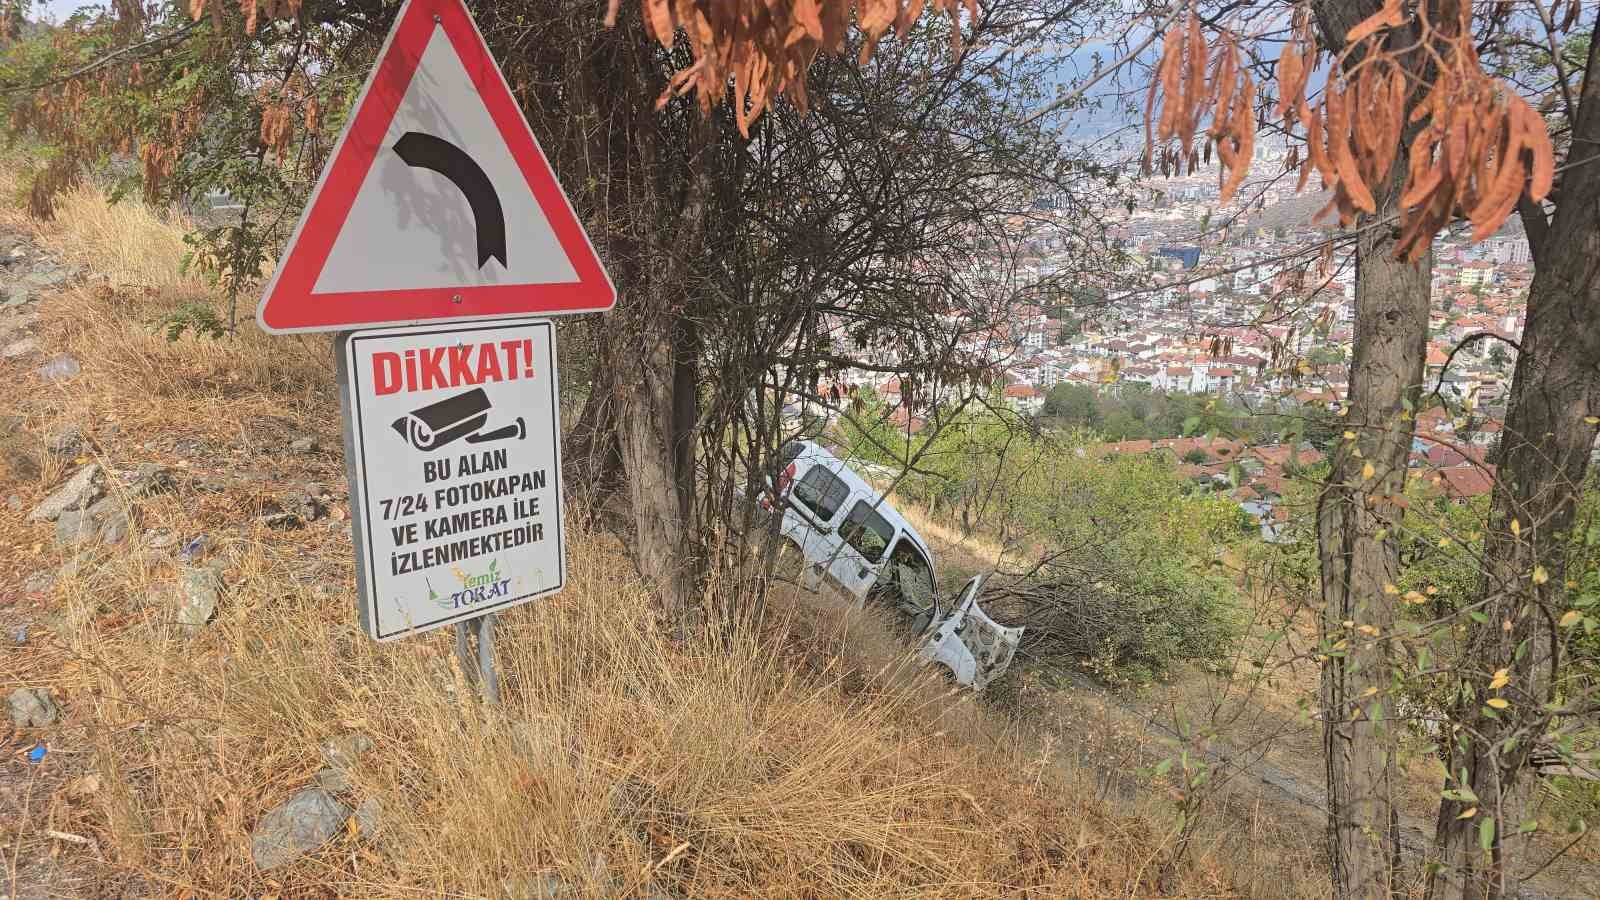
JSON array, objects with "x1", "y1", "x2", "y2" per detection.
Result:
[
  {"x1": 124, "y1": 463, "x2": 175, "y2": 498},
  {"x1": 35, "y1": 355, "x2": 80, "y2": 381},
  {"x1": 55, "y1": 497, "x2": 130, "y2": 547},
  {"x1": 146, "y1": 528, "x2": 178, "y2": 550},
  {"x1": 28, "y1": 464, "x2": 104, "y2": 523},
  {"x1": 175, "y1": 566, "x2": 223, "y2": 627},
  {"x1": 260, "y1": 492, "x2": 325, "y2": 529},
  {"x1": 289, "y1": 436, "x2": 317, "y2": 453},
  {"x1": 8, "y1": 687, "x2": 57, "y2": 728},
  {"x1": 249, "y1": 787, "x2": 350, "y2": 871},
  {"x1": 320, "y1": 733, "x2": 374, "y2": 771},
  {"x1": 312, "y1": 766, "x2": 354, "y2": 795},
  {"x1": 24, "y1": 269, "x2": 67, "y2": 288},
  {"x1": 43, "y1": 425, "x2": 83, "y2": 456},
  {"x1": 56, "y1": 554, "x2": 88, "y2": 580},
  {"x1": 6, "y1": 494, "x2": 22, "y2": 512},
  {"x1": 54, "y1": 508, "x2": 94, "y2": 547},
  {"x1": 353, "y1": 797, "x2": 382, "y2": 836},
  {"x1": 2, "y1": 336, "x2": 37, "y2": 358},
  {"x1": 96, "y1": 506, "x2": 131, "y2": 546},
  {"x1": 2, "y1": 286, "x2": 28, "y2": 308}
]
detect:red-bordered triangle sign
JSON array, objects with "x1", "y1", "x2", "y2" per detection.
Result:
[{"x1": 256, "y1": 0, "x2": 615, "y2": 334}]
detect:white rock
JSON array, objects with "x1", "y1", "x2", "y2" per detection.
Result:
[
  {"x1": 2, "y1": 336, "x2": 37, "y2": 358},
  {"x1": 176, "y1": 566, "x2": 223, "y2": 628},
  {"x1": 27, "y1": 465, "x2": 104, "y2": 523},
  {"x1": 8, "y1": 687, "x2": 57, "y2": 728}
]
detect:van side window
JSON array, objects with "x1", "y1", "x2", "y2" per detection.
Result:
[
  {"x1": 793, "y1": 466, "x2": 849, "y2": 522},
  {"x1": 839, "y1": 500, "x2": 894, "y2": 563},
  {"x1": 779, "y1": 442, "x2": 805, "y2": 465}
]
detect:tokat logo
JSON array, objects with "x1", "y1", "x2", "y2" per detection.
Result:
[{"x1": 431, "y1": 558, "x2": 513, "y2": 610}]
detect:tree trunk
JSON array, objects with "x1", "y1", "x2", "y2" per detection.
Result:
[
  {"x1": 1316, "y1": 179, "x2": 1432, "y2": 900},
  {"x1": 1429, "y1": 22, "x2": 1600, "y2": 900},
  {"x1": 1310, "y1": 4, "x2": 1435, "y2": 896},
  {"x1": 610, "y1": 328, "x2": 699, "y2": 637},
  {"x1": 672, "y1": 313, "x2": 701, "y2": 525},
  {"x1": 564, "y1": 30, "x2": 716, "y2": 636}
]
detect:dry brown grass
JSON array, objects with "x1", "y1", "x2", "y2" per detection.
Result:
[{"x1": 0, "y1": 168, "x2": 1349, "y2": 898}]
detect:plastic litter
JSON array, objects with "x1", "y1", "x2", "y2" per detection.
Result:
[
  {"x1": 179, "y1": 535, "x2": 207, "y2": 561},
  {"x1": 13, "y1": 624, "x2": 26, "y2": 645},
  {"x1": 35, "y1": 355, "x2": 81, "y2": 381},
  {"x1": 27, "y1": 742, "x2": 46, "y2": 764}
]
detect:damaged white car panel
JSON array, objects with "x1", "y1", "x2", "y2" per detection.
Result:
[
  {"x1": 765, "y1": 440, "x2": 1023, "y2": 689},
  {"x1": 920, "y1": 574, "x2": 1023, "y2": 690}
]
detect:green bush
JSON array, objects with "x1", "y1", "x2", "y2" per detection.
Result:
[
  {"x1": 832, "y1": 400, "x2": 1244, "y2": 682},
  {"x1": 156, "y1": 300, "x2": 227, "y2": 341}
]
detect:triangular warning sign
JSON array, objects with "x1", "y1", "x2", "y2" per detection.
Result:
[{"x1": 257, "y1": 0, "x2": 615, "y2": 333}]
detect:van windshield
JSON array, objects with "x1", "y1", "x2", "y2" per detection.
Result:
[{"x1": 839, "y1": 500, "x2": 893, "y2": 563}]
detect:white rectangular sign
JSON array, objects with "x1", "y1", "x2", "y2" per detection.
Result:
[{"x1": 336, "y1": 318, "x2": 564, "y2": 641}]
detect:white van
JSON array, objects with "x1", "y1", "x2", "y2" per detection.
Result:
[{"x1": 764, "y1": 440, "x2": 1023, "y2": 689}]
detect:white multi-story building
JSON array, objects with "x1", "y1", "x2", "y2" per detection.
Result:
[{"x1": 1460, "y1": 260, "x2": 1496, "y2": 287}]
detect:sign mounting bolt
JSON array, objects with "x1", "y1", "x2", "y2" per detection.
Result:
[{"x1": 451, "y1": 294, "x2": 463, "y2": 304}]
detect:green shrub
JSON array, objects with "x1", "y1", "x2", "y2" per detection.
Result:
[
  {"x1": 833, "y1": 401, "x2": 1244, "y2": 681},
  {"x1": 156, "y1": 300, "x2": 227, "y2": 341}
]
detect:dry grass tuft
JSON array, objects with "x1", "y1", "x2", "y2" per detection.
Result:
[{"x1": 28, "y1": 519, "x2": 1203, "y2": 896}]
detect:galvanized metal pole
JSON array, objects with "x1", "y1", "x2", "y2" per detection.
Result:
[
  {"x1": 453, "y1": 614, "x2": 499, "y2": 703},
  {"x1": 454, "y1": 620, "x2": 476, "y2": 686},
  {"x1": 476, "y1": 613, "x2": 499, "y2": 704}
]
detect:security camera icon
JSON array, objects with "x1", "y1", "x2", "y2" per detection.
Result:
[{"x1": 392, "y1": 388, "x2": 525, "y2": 452}]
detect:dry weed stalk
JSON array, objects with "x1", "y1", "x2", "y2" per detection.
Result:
[{"x1": 1145, "y1": 1, "x2": 1556, "y2": 261}]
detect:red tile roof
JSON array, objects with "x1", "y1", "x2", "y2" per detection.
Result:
[{"x1": 1435, "y1": 465, "x2": 1496, "y2": 499}]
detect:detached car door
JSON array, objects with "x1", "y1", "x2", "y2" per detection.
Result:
[{"x1": 920, "y1": 573, "x2": 1024, "y2": 690}]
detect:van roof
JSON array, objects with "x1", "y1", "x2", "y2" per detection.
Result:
[{"x1": 785, "y1": 440, "x2": 935, "y2": 563}]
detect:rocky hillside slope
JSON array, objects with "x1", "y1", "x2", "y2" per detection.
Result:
[{"x1": 0, "y1": 175, "x2": 1341, "y2": 898}]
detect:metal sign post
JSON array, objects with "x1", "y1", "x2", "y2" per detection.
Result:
[{"x1": 455, "y1": 613, "x2": 499, "y2": 704}]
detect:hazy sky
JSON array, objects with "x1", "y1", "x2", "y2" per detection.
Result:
[{"x1": 35, "y1": 0, "x2": 96, "y2": 22}]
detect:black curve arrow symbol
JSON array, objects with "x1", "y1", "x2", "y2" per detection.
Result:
[{"x1": 391, "y1": 131, "x2": 508, "y2": 269}]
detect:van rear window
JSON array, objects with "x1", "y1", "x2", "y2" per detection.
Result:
[
  {"x1": 793, "y1": 466, "x2": 849, "y2": 522},
  {"x1": 840, "y1": 500, "x2": 893, "y2": 563}
]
